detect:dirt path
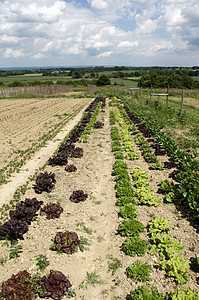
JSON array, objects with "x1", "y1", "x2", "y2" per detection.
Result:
[{"x1": 0, "y1": 106, "x2": 89, "y2": 207}]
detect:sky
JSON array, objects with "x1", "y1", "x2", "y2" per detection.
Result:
[{"x1": 0, "y1": 0, "x2": 198, "y2": 68}]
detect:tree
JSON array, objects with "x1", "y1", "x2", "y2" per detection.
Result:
[{"x1": 96, "y1": 75, "x2": 111, "y2": 86}]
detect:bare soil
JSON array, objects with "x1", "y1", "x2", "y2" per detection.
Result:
[{"x1": 0, "y1": 98, "x2": 198, "y2": 299}]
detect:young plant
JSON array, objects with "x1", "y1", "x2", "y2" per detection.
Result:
[
  {"x1": 117, "y1": 220, "x2": 144, "y2": 237},
  {"x1": 159, "y1": 255, "x2": 190, "y2": 284},
  {"x1": 119, "y1": 203, "x2": 137, "y2": 219},
  {"x1": 122, "y1": 236, "x2": 148, "y2": 257},
  {"x1": 79, "y1": 270, "x2": 104, "y2": 289},
  {"x1": 40, "y1": 203, "x2": 63, "y2": 219},
  {"x1": 30, "y1": 255, "x2": 49, "y2": 271},
  {"x1": 9, "y1": 243, "x2": 23, "y2": 259},
  {"x1": 33, "y1": 171, "x2": 56, "y2": 194},
  {"x1": 50, "y1": 231, "x2": 80, "y2": 254},
  {"x1": 126, "y1": 261, "x2": 152, "y2": 282},
  {"x1": 69, "y1": 190, "x2": 88, "y2": 203},
  {"x1": 130, "y1": 285, "x2": 164, "y2": 300}
]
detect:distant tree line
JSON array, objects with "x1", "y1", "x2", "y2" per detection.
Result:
[{"x1": 138, "y1": 73, "x2": 199, "y2": 89}]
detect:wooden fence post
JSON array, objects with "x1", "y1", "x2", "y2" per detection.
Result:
[
  {"x1": 166, "y1": 86, "x2": 169, "y2": 106},
  {"x1": 149, "y1": 85, "x2": 152, "y2": 106},
  {"x1": 179, "y1": 90, "x2": 184, "y2": 120}
]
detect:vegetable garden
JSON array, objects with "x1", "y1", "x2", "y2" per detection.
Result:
[{"x1": 0, "y1": 92, "x2": 198, "y2": 299}]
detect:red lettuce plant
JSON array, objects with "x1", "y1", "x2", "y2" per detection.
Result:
[
  {"x1": 38, "y1": 270, "x2": 72, "y2": 300},
  {"x1": 93, "y1": 121, "x2": 104, "y2": 128},
  {"x1": 40, "y1": 203, "x2": 63, "y2": 219},
  {"x1": 65, "y1": 164, "x2": 77, "y2": 172},
  {"x1": 69, "y1": 190, "x2": 88, "y2": 203},
  {"x1": 70, "y1": 147, "x2": 83, "y2": 158},
  {"x1": 50, "y1": 231, "x2": 80, "y2": 254},
  {"x1": 0, "y1": 219, "x2": 28, "y2": 244},
  {"x1": 0, "y1": 270, "x2": 36, "y2": 300},
  {"x1": 48, "y1": 152, "x2": 68, "y2": 166},
  {"x1": 33, "y1": 171, "x2": 56, "y2": 194},
  {"x1": 9, "y1": 197, "x2": 43, "y2": 224}
]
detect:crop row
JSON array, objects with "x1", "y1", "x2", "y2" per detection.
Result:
[
  {"x1": 0, "y1": 97, "x2": 106, "y2": 299},
  {"x1": 109, "y1": 96, "x2": 199, "y2": 299}
]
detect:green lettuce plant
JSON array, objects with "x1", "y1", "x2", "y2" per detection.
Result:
[
  {"x1": 122, "y1": 236, "x2": 148, "y2": 257},
  {"x1": 126, "y1": 261, "x2": 152, "y2": 282}
]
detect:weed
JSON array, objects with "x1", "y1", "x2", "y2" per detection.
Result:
[
  {"x1": 97, "y1": 235, "x2": 105, "y2": 243},
  {"x1": 78, "y1": 237, "x2": 90, "y2": 252},
  {"x1": 93, "y1": 200, "x2": 102, "y2": 205},
  {"x1": 76, "y1": 222, "x2": 92, "y2": 235},
  {"x1": 106, "y1": 255, "x2": 122, "y2": 275},
  {"x1": 79, "y1": 270, "x2": 104, "y2": 289}
]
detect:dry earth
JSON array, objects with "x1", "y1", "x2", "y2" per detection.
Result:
[
  {"x1": 0, "y1": 96, "x2": 91, "y2": 175},
  {"x1": 0, "y1": 97, "x2": 198, "y2": 299}
]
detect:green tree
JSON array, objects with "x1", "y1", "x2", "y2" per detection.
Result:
[{"x1": 96, "y1": 75, "x2": 111, "y2": 86}]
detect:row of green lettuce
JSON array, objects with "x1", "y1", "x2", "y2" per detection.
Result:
[
  {"x1": 121, "y1": 96, "x2": 199, "y2": 221},
  {"x1": 109, "y1": 97, "x2": 199, "y2": 299}
]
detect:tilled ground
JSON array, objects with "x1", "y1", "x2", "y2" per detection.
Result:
[{"x1": 0, "y1": 98, "x2": 198, "y2": 299}]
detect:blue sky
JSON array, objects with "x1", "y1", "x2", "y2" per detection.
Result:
[{"x1": 0, "y1": 0, "x2": 198, "y2": 68}]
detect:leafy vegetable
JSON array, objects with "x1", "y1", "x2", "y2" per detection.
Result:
[
  {"x1": 130, "y1": 285, "x2": 164, "y2": 300},
  {"x1": 149, "y1": 233, "x2": 184, "y2": 259},
  {"x1": 126, "y1": 261, "x2": 152, "y2": 282},
  {"x1": 69, "y1": 190, "x2": 88, "y2": 203},
  {"x1": 122, "y1": 236, "x2": 148, "y2": 257},
  {"x1": 40, "y1": 203, "x2": 63, "y2": 219},
  {"x1": 38, "y1": 270, "x2": 72, "y2": 300},
  {"x1": 48, "y1": 152, "x2": 68, "y2": 166},
  {"x1": 136, "y1": 186, "x2": 160, "y2": 206},
  {"x1": 0, "y1": 270, "x2": 37, "y2": 300},
  {"x1": 116, "y1": 196, "x2": 136, "y2": 206},
  {"x1": 159, "y1": 255, "x2": 190, "y2": 284},
  {"x1": 33, "y1": 171, "x2": 56, "y2": 194},
  {"x1": 165, "y1": 287, "x2": 199, "y2": 299},
  {"x1": 50, "y1": 231, "x2": 80, "y2": 254},
  {"x1": 93, "y1": 121, "x2": 104, "y2": 128},
  {"x1": 118, "y1": 220, "x2": 144, "y2": 237},
  {"x1": 119, "y1": 203, "x2": 137, "y2": 219},
  {"x1": 65, "y1": 164, "x2": 77, "y2": 172},
  {"x1": 0, "y1": 219, "x2": 28, "y2": 244},
  {"x1": 148, "y1": 217, "x2": 170, "y2": 238},
  {"x1": 71, "y1": 147, "x2": 83, "y2": 158},
  {"x1": 9, "y1": 197, "x2": 43, "y2": 224}
]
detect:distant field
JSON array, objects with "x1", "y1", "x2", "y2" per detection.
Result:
[{"x1": 0, "y1": 95, "x2": 92, "y2": 184}]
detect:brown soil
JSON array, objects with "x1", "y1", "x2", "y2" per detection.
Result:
[{"x1": 0, "y1": 98, "x2": 198, "y2": 299}]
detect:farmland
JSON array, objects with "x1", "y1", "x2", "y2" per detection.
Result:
[{"x1": 0, "y1": 88, "x2": 199, "y2": 299}]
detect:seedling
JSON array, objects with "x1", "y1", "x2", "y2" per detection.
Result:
[{"x1": 9, "y1": 243, "x2": 23, "y2": 259}]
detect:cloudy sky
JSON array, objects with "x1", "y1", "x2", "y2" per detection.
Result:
[{"x1": 0, "y1": 0, "x2": 198, "y2": 68}]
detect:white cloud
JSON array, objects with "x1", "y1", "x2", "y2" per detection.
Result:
[
  {"x1": 118, "y1": 40, "x2": 139, "y2": 48},
  {"x1": 0, "y1": 0, "x2": 198, "y2": 66},
  {"x1": 87, "y1": 0, "x2": 108, "y2": 10},
  {"x1": 96, "y1": 51, "x2": 112, "y2": 58},
  {"x1": 4, "y1": 48, "x2": 26, "y2": 58}
]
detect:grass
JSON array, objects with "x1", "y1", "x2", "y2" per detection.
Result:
[{"x1": 122, "y1": 92, "x2": 199, "y2": 154}]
